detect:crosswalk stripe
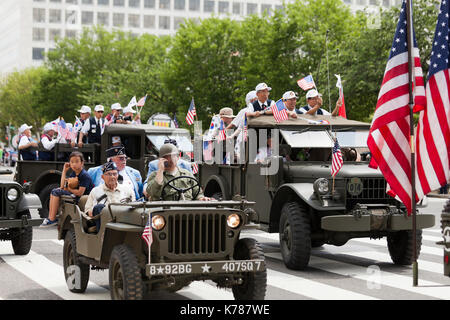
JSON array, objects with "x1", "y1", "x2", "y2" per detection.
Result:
[
  {"x1": 350, "y1": 238, "x2": 442, "y2": 256},
  {"x1": 266, "y1": 269, "x2": 378, "y2": 300},
  {"x1": 425, "y1": 229, "x2": 444, "y2": 235},
  {"x1": 0, "y1": 243, "x2": 109, "y2": 300},
  {"x1": 180, "y1": 282, "x2": 234, "y2": 300},
  {"x1": 266, "y1": 251, "x2": 450, "y2": 300}
]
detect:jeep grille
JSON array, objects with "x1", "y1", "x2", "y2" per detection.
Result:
[
  {"x1": 0, "y1": 187, "x2": 5, "y2": 219},
  {"x1": 167, "y1": 213, "x2": 227, "y2": 255},
  {"x1": 346, "y1": 178, "x2": 397, "y2": 207}
]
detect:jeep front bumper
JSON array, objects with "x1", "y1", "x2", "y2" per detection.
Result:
[{"x1": 0, "y1": 216, "x2": 43, "y2": 228}]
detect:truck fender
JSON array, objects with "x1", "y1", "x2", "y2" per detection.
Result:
[
  {"x1": 203, "y1": 175, "x2": 230, "y2": 200},
  {"x1": 33, "y1": 170, "x2": 62, "y2": 194},
  {"x1": 17, "y1": 193, "x2": 42, "y2": 212}
]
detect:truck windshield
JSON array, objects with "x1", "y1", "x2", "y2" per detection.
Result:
[
  {"x1": 280, "y1": 130, "x2": 369, "y2": 148},
  {"x1": 147, "y1": 134, "x2": 193, "y2": 152}
]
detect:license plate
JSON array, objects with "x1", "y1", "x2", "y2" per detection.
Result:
[{"x1": 146, "y1": 260, "x2": 265, "y2": 276}]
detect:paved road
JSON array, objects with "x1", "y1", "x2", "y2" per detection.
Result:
[{"x1": 0, "y1": 167, "x2": 449, "y2": 300}]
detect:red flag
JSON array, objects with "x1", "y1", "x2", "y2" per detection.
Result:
[
  {"x1": 335, "y1": 74, "x2": 347, "y2": 118},
  {"x1": 367, "y1": 0, "x2": 426, "y2": 215}
]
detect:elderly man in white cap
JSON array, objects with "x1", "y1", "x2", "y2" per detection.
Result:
[
  {"x1": 78, "y1": 104, "x2": 105, "y2": 146},
  {"x1": 249, "y1": 82, "x2": 276, "y2": 117},
  {"x1": 282, "y1": 91, "x2": 300, "y2": 118},
  {"x1": 18, "y1": 124, "x2": 38, "y2": 160},
  {"x1": 122, "y1": 106, "x2": 141, "y2": 124},
  {"x1": 39, "y1": 123, "x2": 59, "y2": 161},
  {"x1": 298, "y1": 89, "x2": 341, "y2": 116},
  {"x1": 73, "y1": 105, "x2": 91, "y2": 146},
  {"x1": 205, "y1": 107, "x2": 235, "y2": 141},
  {"x1": 106, "y1": 103, "x2": 125, "y2": 124}
]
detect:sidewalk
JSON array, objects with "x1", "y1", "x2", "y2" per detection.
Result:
[{"x1": 428, "y1": 190, "x2": 450, "y2": 199}]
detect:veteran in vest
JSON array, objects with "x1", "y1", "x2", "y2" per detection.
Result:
[
  {"x1": 248, "y1": 82, "x2": 276, "y2": 118},
  {"x1": 39, "y1": 122, "x2": 59, "y2": 161},
  {"x1": 78, "y1": 104, "x2": 105, "y2": 146},
  {"x1": 146, "y1": 144, "x2": 212, "y2": 201},
  {"x1": 18, "y1": 124, "x2": 38, "y2": 161},
  {"x1": 298, "y1": 89, "x2": 341, "y2": 116}
]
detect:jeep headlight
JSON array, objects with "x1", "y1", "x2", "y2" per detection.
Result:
[
  {"x1": 151, "y1": 215, "x2": 165, "y2": 231},
  {"x1": 227, "y1": 213, "x2": 241, "y2": 229},
  {"x1": 7, "y1": 187, "x2": 19, "y2": 202},
  {"x1": 313, "y1": 178, "x2": 329, "y2": 195}
]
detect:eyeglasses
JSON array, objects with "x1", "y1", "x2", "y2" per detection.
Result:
[
  {"x1": 104, "y1": 172, "x2": 118, "y2": 177},
  {"x1": 116, "y1": 156, "x2": 127, "y2": 161}
]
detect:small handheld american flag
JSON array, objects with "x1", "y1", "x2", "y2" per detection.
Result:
[
  {"x1": 243, "y1": 113, "x2": 248, "y2": 142},
  {"x1": 297, "y1": 75, "x2": 316, "y2": 91},
  {"x1": 272, "y1": 99, "x2": 289, "y2": 123},
  {"x1": 142, "y1": 216, "x2": 153, "y2": 247},
  {"x1": 218, "y1": 120, "x2": 227, "y2": 141},
  {"x1": 192, "y1": 162, "x2": 199, "y2": 174},
  {"x1": 331, "y1": 139, "x2": 344, "y2": 177},
  {"x1": 185, "y1": 98, "x2": 196, "y2": 125}
]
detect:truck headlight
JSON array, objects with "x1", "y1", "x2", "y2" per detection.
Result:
[
  {"x1": 313, "y1": 178, "x2": 329, "y2": 195},
  {"x1": 227, "y1": 214, "x2": 241, "y2": 229},
  {"x1": 151, "y1": 215, "x2": 165, "y2": 230},
  {"x1": 7, "y1": 188, "x2": 19, "y2": 202}
]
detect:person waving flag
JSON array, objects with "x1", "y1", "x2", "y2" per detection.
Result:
[
  {"x1": 272, "y1": 99, "x2": 289, "y2": 123},
  {"x1": 185, "y1": 98, "x2": 196, "y2": 125},
  {"x1": 297, "y1": 74, "x2": 316, "y2": 91}
]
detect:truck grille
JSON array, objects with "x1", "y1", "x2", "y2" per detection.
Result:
[
  {"x1": 167, "y1": 213, "x2": 227, "y2": 255},
  {"x1": 346, "y1": 178, "x2": 397, "y2": 207},
  {"x1": 0, "y1": 187, "x2": 5, "y2": 219}
]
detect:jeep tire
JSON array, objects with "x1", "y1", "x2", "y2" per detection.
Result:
[
  {"x1": 11, "y1": 211, "x2": 33, "y2": 255},
  {"x1": 232, "y1": 238, "x2": 267, "y2": 300},
  {"x1": 279, "y1": 202, "x2": 311, "y2": 270},
  {"x1": 63, "y1": 230, "x2": 90, "y2": 293},
  {"x1": 109, "y1": 245, "x2": 144, "y2": 300},
  {"x1": 387, "y1": 229, "x2": 422, "y2": 265},
  {"x1": 38, "y1": 183, "x2": 59, "y2": 219}
]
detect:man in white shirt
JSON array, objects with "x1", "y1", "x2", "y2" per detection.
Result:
[
  {"x1": 250, "y1": 83, "x2": 276, "y2": 117},
  {"x1": 298, "y1": 89, "x2": 341, "y2": 116},
  {"x1": 39, "y1": 123, "x2": 59, "y2": 161},
  {"x1": 18, "y1": 124, "x2": 38, "y2": 160},
  {"x1": 78, "y1": 105, "x2": 105, "y2": 146},
  {"x1": 85, "y1": 161, "x2": 135, "y2": 232}
]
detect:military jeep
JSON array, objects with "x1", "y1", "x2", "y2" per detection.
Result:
[
  {"x1": 0, "y1": 169, "x2": 43, "y2": 255},
  {"x1": 198, "y1": 114, "x2": 435, "y2": 270},
  {"x1": 57, "y1": 189, "x2": 266, "y2": 300}
]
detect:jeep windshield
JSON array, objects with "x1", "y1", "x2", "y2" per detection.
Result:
[
  {"x1": 147, "y1": 133, "x2": 193, "y2": 153},
  {"x1": 280, "y1": 129, "x2": 369, "y2": 148}
]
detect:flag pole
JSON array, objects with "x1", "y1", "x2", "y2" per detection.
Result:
[{"x1": 406, "y1": 0, "x2": 418, "y2": 287}]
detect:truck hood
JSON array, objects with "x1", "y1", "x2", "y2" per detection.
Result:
[{"x1": 285, "y1": 162, "x2": 383, "y2": 180}]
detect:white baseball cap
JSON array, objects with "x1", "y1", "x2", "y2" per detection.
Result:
[
  {"x1": 43, "y1": 123, "x2": 54, "y2": 132},
  {"x1": 77, "y1": 105, "x2": 91, "y2": 114},
  {"x1": 19, "y1": 124, "x2": 32, "y2": 134},
  {"x1": 94, "y1": 104, "x2": 105, "y2": 112},
  {"x1": 255, "y1": 82, "x2": 272, "y2": 92},
  {"x1": 282, "y1": 91, "x2": 298, "y2": 100},
  {"x1": 306, "y1": 89, "x2": 322, "y2": 99},
  {"x1": 123, "y1": 106, "x2": 136, "y2": 114},
  {"x1": 112, "y1": 136, "x2": 121, "y2": 144},
  {"x1": 245, "y1": 90, "x2": 257, "y2": 105},
  {"x1": 111, "y1": 103, "x2": 122, "y2": 110}
]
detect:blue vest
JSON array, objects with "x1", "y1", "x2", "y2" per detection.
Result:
[
  {"x1": 252, "y1": 99, "x2": 272, "y2": 112},
  {"x1": 301, "y1": 105, "x2": 324, "y2": 115},
  {"x1": 19, "y1": 135, "x2": 37, "y2": 161},
  {"x1": 87, "y1": 117, "x2": 103, "y2": 144},
  {"x1": 39, "y1": 134, "x2": 54, "y2": 161}
]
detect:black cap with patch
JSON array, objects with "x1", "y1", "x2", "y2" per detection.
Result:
[
  {"x1": 106, "y1": 145, "x2": 126, "y2": 158},
  {"x1": 102, "y1": 161, "x2": 118, "y2": 173}
]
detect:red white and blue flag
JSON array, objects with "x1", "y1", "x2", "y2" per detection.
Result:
[
  {"x1": 137, "y1": 95, "x2": 147, "y2": 107},
  {"x1": 331, "y1": 139, "x2": 344, "y2": 177},
  {"x1": 142, "y1": 216, "x2": 153, "y2": 247},
  {"x1": 273, "y1": 99, "x2": 289, "y2": 123},
  {"x1": 297, "y1": 74, "x2": 316, "y2": 91},
  {"x1": 218, "y1": 120, "x2": 227, "y2": 141},
  {"x1": 243, "y1": 113, "x2": 248, "y2": 142},
  {"x1": 185, "y1": 98, "x2": 196, "y2": 125},
  {"x1": 415, "y1": 0, "x2": 450, "y2": 200},
  {"x1": 367, "y1": 0, "x2": 426, "y2": 215},
  {"x1": 192, "y1": 162, "x2": 199, "y2": 174}
]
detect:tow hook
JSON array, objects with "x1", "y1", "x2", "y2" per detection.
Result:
[{"x1": 21, "y1": 215, "x2": 29, "y2": 227}]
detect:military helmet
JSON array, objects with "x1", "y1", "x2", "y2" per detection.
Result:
[{"x1": 159, "y1": 143, "x2": 179, "y2": 157}]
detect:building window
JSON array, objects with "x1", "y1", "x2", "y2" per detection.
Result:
[
  {"x1": 49, "y1": 0, "x2": 62, "y2": 3},
  {"x1": 174, "y1": 17, "x2": 184, "y2": 29},
  {"x1": 128, "y1": 14, "x2": 140, "y2": 27},
  {"x1": 382, "y1": 0, "x2": 390, "y2": 6},
  {"x1": 114, "y1": 0, "x2": 125, "y2": 6},
  {"x1": 82, "y1": 11, "x2": 94, "y2": 24},
  {"x1": 159, "y1": 15, "x2": 170, "y2": 29},
  {"x1": 33, "y1": 0, "x2": 45, "y2": 2},
  {"x1": 33, "y1": 8, "x2": 46, "y2": 23},
  {"x1": 357, "y1": 0, "x2": 366, "y2": 5},
  {"x1": 219, "y1": 1, "x2": 229, "y2": 13},
  {"x1": 159, "y1": 0, "x2": 170, "y2": 9},
  {"x1": 65, "y1": 29, "x2": 77, "y2": 38},
  {"x1": 98, "y1": 0, "x2": 109, "y2": 5},
  {"x1": 66, "y1": 0, "x2": 79, "y2": 3},
  {"x1": 32, "y1": 48, "x2": 45, "y2": 60},
  {"x1": 82, "y1": 0, "x2": 93, "y2": 4},
  {"x1": 344, "y1": 0, "x2": 352, "y2": 3},
  {"x1": 232, "y1": 2, "x2": 241, "y2": 14},
  {"x1": 261, "y1": 4, "x2": 271, "y2": 15},
  {"x1": 174, "y1": 0, "x2": 185, "y2": 10},
  {"x1": 113, "y1": 13, "x2": 125, "y2": 26},
  {"x1": 97, "y1": 12, "x2": 109, "y2": 25},
  {"x1": 129, "y1": 0, "x2": 140, "y2": 7},
  {"x1": 275, "y1": 4, "x2": 283, "y2": 12},
  {"x1": 66, "y1": 9, "x2": 78, "y2": 24},
  {"x1": 33, "y1": 28, "x2": 46, "y2": 41},
  {"x1": 204, "y1": 0, "x2": 214, "y2": 13},
  {"x1": 144, "y1": 0, "x2": 155, "y2": 8},
  {"x1": 246, "y1": 3, "x2": 257, "y2": 15},
  {"x1": 189, "y1": 0, "x2": 199, "y2": 11},
  {"x1": 49, "y1": 29, "x2": 61, "y2": 41},
  {"x1": 143, "y1": 15, "x2": 155, "y2": 28},
  {"x1": 49, "y1": 9, "x2": 62, "y2": 23},
  {"x1": 369, "y1": 0, "x2": 377, "y2": 4}
]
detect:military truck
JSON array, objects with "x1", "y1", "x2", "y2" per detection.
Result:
[
  {"x1": 14, "y1": 123, "x2": 194, "y2": 218},
  {"x1": 198, "y1": 114, "x2": 435, "y2": 270},
  {"x1": 57, "y1": 186, "x2": 266, "y2": 300},
  {"x1": 0, "y1": 169, "x2": 43, "y2": 255}
]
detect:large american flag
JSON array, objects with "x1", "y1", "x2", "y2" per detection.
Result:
[
  {"x1": 367, "y1": 0, "x2": 426, "y2": 215},
  {"x1": 185, "y1": 98, "x2": 196, "y2": 125},
  {"x1": 297, "y1": 75, "x2": 316, "y2": 91},
  {"x1": 273, "y1": 99, "x2": 289, "y2": 123},
  {"x1": 415, "y1": 0, "x2": 450, "y2": 200},
  {"x1": 331, "y1": 139, "x2": 344, "y2": 177}
]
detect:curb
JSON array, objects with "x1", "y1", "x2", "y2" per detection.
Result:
[{"x1": 427, "y1": 193, "x2": 450, "y2": 199}]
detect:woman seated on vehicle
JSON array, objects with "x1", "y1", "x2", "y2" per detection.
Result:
[{"x1": 40, "y1": 151, "x2": 94, "y2": 227}]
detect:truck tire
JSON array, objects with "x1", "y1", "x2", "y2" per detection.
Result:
[
  {"x1": 63, "y1": 230, "x2": 90, "y2": 293},
  {"x1": 38, "y1": 183, "x2": 59, "y2": 219},
  {"x1": 232, "y1": 238, "x2": 267, "y2": 300},
  {"x1": 109, "y1": 245, "x2": 144, "y2": 300},
  {"x1": 387, "y1": 230, "x2": 422, "y2": 265},
  {"x1": 10, "y1": 211, "x2": 33, "y2": 255},
  {"x1": 279, "y1": 202, "x2": 311, "y2": 270}
]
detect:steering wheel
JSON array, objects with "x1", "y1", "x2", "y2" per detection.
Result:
[{"x1": 161, "y1": 175, "x2": 201, "y2": 201}]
